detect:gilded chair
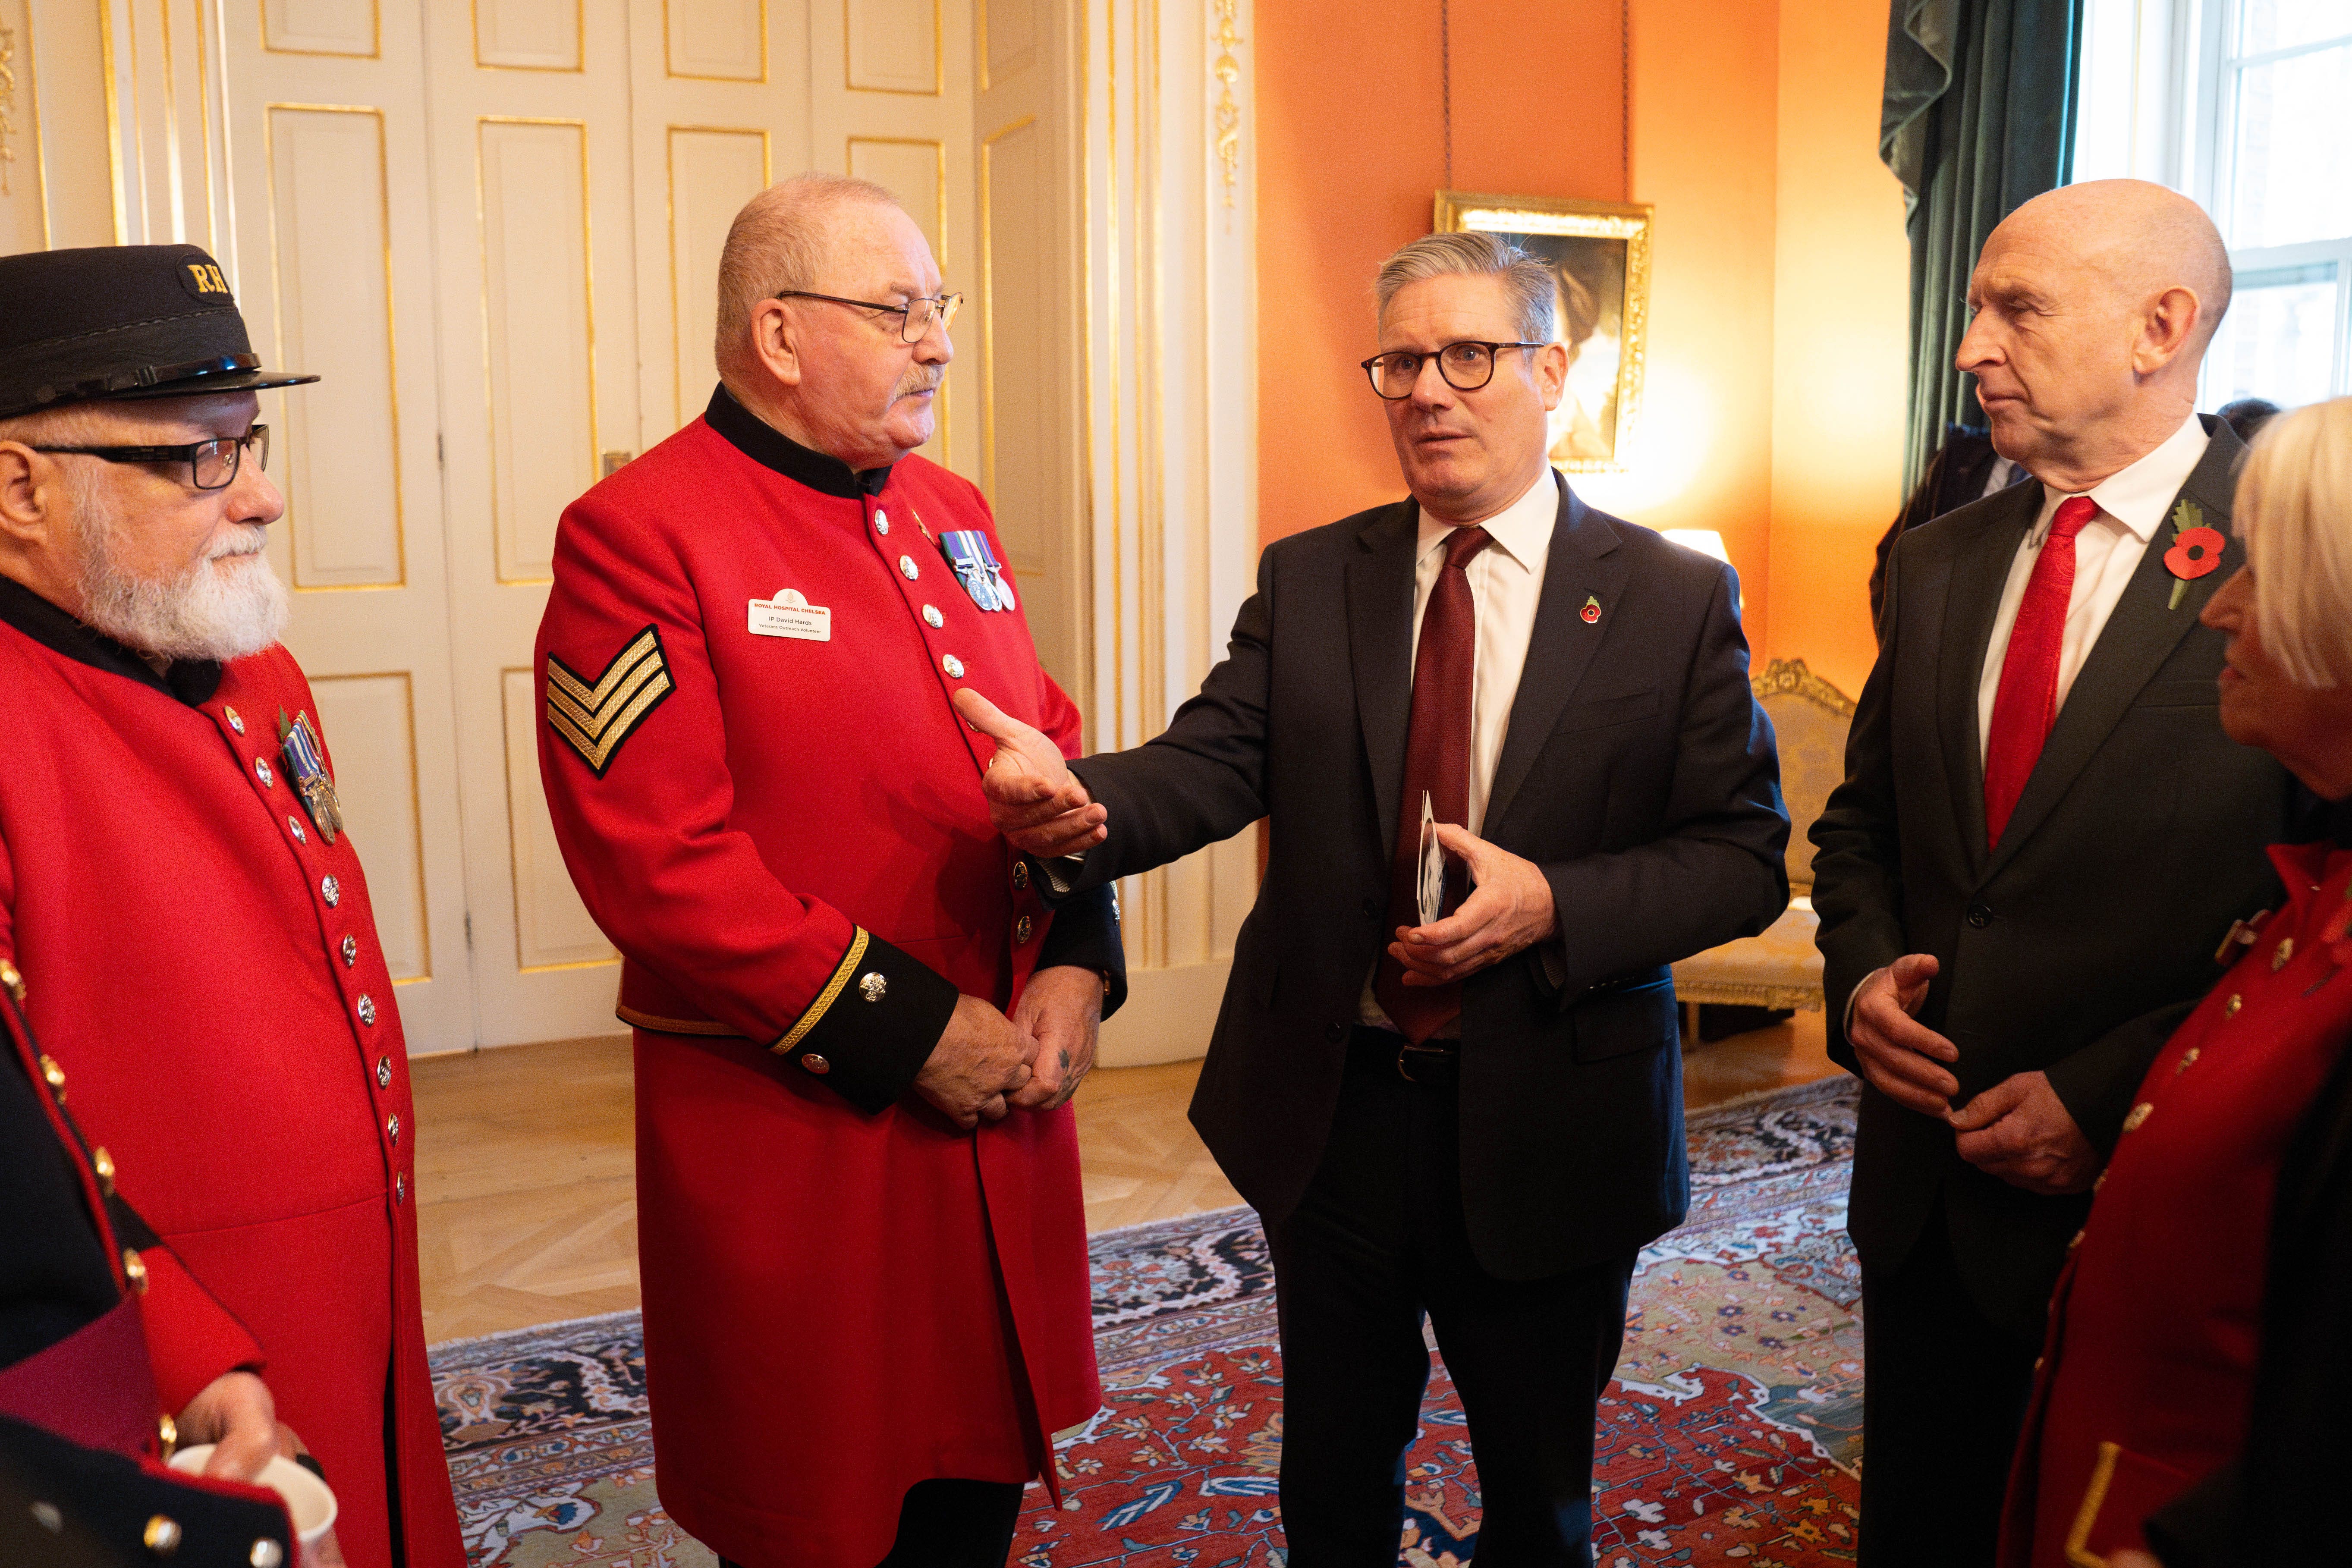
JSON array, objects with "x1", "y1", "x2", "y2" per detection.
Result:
[{"x1": 1671, "y1": 658, "x2": 1855, "y2": 1022}]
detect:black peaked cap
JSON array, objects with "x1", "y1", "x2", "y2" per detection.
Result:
[{"x1": 0, "y1": 244, "x2": 318, "y2": 419}]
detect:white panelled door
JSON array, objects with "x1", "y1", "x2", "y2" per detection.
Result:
[
  {"x1": 192, "y1": 0, "x2": 1028, "y2": 1051},
  {"x1": 222, "y1": 0, "x2": 478, "y2": 1052}
]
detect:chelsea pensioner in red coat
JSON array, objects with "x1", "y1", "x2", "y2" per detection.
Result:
[
  {"x1": 533, "y1": 177, "x2": 1123, "y2": 1568},
  {"x1": 0, "y1": 243, "x2": 462, "y2": 1568}
]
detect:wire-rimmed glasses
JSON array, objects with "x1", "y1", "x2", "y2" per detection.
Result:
[{"x1": 775, "y1": 289, "x2": 965, "y2": 343}]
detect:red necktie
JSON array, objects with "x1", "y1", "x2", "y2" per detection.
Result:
[
  {"x1": 1375, "y1": 525, "x2": 1492, "y2": 1042},
  {"x1": 1983, "y1": 496, "x2": 2099, "y2": 848}
]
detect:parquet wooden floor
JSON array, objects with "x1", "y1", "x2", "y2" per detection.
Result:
[{"x1": 412, "y1": 1012, "x2": 1837, "y2": 1340}]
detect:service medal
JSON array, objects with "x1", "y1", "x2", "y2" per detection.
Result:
[
  {"x1": 939, "y1": 529, "x2": 1016, "y2": 613},
  {"x1": 277, "y1": 707, "x2": 345, "y2": 845}
]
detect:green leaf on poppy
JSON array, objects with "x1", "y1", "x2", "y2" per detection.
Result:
[{"x1": 2171, "y1": 498, "x2": 2205, "y2": 539}]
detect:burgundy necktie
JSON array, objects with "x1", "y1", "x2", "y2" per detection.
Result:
[
  {"x1": 1375, "y1": 525, "x2": 1492, "y2": 1042},
  {"x1": 1983, "y1": 496, "x2": 2099, "y2": 848}
]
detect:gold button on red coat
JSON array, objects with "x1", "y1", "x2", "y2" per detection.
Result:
[
  {"x1": 1015, "y1": 915, "x2": 1033, "y2": 945},
  {"x1": 1012, "y1": 861, "x2": 1029, "y2": 891},
  {"x1": 801, "y1": 1053, "x2": 831, "y2": 1075}
]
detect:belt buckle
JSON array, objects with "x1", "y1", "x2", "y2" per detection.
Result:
[{"x1": 1396, "y1": 1041, "x2": 1450, "y2": 1084}]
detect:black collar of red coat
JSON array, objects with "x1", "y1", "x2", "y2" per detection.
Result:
[
  {"x1": 0, "y1": 574, "x2": 223, "y2": 705},
  {"x1": 704, "y1": 383, "x2": 894, "y2": 499}
]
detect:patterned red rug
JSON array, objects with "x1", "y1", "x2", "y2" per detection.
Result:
[{"x1": 431, "y1": 1075, "x2": 1861, "y2": 1568}]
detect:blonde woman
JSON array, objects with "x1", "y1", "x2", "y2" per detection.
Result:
[{"x1": 1998, "y1": 396, "x2": 2352, "y2": 1568}]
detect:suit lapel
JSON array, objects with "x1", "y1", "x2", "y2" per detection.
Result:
[
  {"x1": 1987, "y1": 420, "x2": 2247, "y2": 877},
  {"x1": 1347, "y1": 501, "x2": 1421, "y2": 850},
  {"x1": 1935, "y1": 482, "x2": 2040, "y2": 876},
  {"x1": 1486, "y1": 477, "x2": 1628, "y2": 837}
]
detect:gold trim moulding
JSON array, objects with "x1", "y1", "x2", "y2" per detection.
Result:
[
  {"x1": 258, "y1": 0, "x2": 384, "y2": 60},
  {"x1": 666, "y1": 125, "x2": 771, "y2": 427},
  {"x1": 470, "y1": 0, "x2": 586, "y2": 73},
  {"x1": 475, "y1": 116, "x2": 599, "y2": 584},
  {"x1": 663, "y1": 0, "x2": 769, "y2": 82},
  {"x1": 264, "y1": 103, "x2": 409, "y2": 592},
  {"x1": 842, "y1": 0, "x2": 943, "y2": 95}
]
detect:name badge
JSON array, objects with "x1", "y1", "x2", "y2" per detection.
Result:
[{"x1": 748, "y1": 588, "x2": 831, "y2": 641}]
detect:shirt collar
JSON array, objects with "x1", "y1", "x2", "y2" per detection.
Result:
[
  {"x1": 2041, "y1": 412, "x2": 2211, "y2": 544},
  {"x1": 1416, "y1": 467, "x2": 1559, "y2": 569},
  {"x1": 704, "y1": 383, "x2": 896, "y2": 499},
  {"x1": 0, "y1": 574, "x2": 223, "y2": 705}
]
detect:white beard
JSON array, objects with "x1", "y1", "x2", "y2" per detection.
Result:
[{"x1": 76, "y1": 505, "x2": 290, "y2": 664}]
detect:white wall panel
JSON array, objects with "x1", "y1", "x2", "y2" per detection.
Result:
[
  {"x1": 501, "y1": 669, "x2": 618, "y2": 971},
  {"x1": 981, "y1": 118, "x2": 1052, "y2": 595},
  {"x1": 847, "y1": 135, "x2": 943, "y2": 261},
  {"x1": 977, "y1": 0, "x2": 1031, "y2": 88},
  {"x1": 843, "y1": 0, "x2": 937, "y2": 93},
  {"x1": 310, "y1": 673, "x2": 431, "y2": 981},
  {"x1": 666, "y1": 0, "x2": 763, "y2": 79},
  {"x1": 475, "y1": 0, "x2": 582, "y2": 70},
  {"x1": 665, "y1": 126, "x2": 767, "y2": 424},
  {"x1": 268, "y1": 105, "x2": 404, "y2": 589},
  {"x1": 262, "y1": 0, "x2": 378, "y2": 56},
  {"x1": 478, "y1": 117, "x2": 596, "y2": 583}
]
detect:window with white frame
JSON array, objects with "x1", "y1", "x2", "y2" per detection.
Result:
[{"x1": 2075, "y1": 0, "x2": 2352, "y2": 409}]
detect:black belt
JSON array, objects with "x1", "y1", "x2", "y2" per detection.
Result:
[{"x1": 1351, "y1": 1024, "x2": 1459, "y2": 1087}]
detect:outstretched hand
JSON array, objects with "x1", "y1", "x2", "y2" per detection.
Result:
[
  {"x1": 952, "y1": 688, "x2": 1108, "y2": 857},
  {"x1": 1388, "y1": 824, "x2": 1557, "y2": 985}
]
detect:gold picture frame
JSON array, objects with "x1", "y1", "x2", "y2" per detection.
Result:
[{"x1": 1435, "y1": 189, "x2": 1653, "y2": 473}]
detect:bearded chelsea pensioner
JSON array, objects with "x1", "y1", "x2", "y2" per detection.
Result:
[
  {"x1": 0, "y1": 245, "x2": 464, "y2": 1568},
  {"x1": 960, "y1": 229, "x2": 1789, "y2": 1567},
  {"x1": 533, "y1": 173, "x2": 1125, "y2": 1568}
]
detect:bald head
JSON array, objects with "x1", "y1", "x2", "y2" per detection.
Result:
[
  {"x1": 1958, "y1": 179, "x2": 2230, "y2": 489},
  {"x1": 714, "y1": 172, "x2": 904, "y2": 380},
  {"x1": 2000, "y1": 180, "x2": 2232, "y2": 346},
  {"x1": 712, "y1": 170, "x2": 953, "y2": 471}
]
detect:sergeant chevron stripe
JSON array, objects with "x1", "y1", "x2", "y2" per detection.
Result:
[{"x1": 545, "y1": 625, "x2": 674, "y2": 776}]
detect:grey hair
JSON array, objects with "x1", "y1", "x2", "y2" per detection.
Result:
[
  {"x1": 1374, "y1": 231, "x2": 1557, "y2": 343},
  {"x1": 714, "y1": 171, "x2": 906, "y2": 379}
]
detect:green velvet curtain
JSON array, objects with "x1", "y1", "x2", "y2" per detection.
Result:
[{"x1": 1882, "y1": 0, "x2": 2083, "y2": 491}]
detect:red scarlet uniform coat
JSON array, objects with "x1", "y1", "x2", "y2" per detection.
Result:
[
  {"x1": 535, "y1": 386, "x2": 1115, "y2": 1568},
  {"x1": 0, "y1": 579, "x2": 464, "y2": 1568},
  {"x1": 1999, "y1": 837, "x2": 2352, "y2": 1567}
]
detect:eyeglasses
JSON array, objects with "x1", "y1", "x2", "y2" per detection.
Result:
[
  {"x1": 774, "y1": 289, "x2": 964, "y2": 343},
  {"x1": 33, "y1": 425, "x2": 270, "y2": 491},
  {"x1": 1361, "y1": 341, "x2": 1547, "y2": 400}
]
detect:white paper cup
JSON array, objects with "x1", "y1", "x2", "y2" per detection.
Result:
[{"x1": 167, "y1": 1443, "x2": 338, "y2": 1548}]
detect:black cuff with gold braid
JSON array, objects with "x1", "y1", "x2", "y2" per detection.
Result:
[{"x1": 771, "y1": 929, "x2": 960, "y2": 1114}]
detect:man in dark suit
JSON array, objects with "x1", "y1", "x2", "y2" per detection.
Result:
[
  {"x1": 1809, "y1": 179, "x2": 2295, "y2": 1566},
  {"x1": 954, "y1": 230, "x2": 1787, "y2": 1566}
]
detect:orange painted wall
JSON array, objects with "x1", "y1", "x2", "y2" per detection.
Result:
[
  {"x1": 1252, "y1": 0, "x2": 1908, "y2": 699},
  {"x1": 1766, "y1": 0, "x2": 1912, "y2": 700},
  {"x1": 1252, "y1": 0, "x2": 1626, "y2": 540}
]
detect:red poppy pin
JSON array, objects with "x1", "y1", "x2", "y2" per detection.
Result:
[
  {"x1": 1580, "y1": 594, "x2": 1601, "y2": 624},
  {"x1": 2163, "y1": 499, "x2": 2225, "y2": 610}
]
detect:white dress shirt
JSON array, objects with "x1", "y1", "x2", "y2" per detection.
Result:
[
  {"x1": 1974, "y1": 413, "x2": 2211, "y2": 762},
  {"x1": 1361, "y1": 466, "x2": 1559, "y2": 1031}
]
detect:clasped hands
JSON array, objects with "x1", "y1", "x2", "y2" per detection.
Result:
[
  {"x1": 1849, "y1": 953, "x2": 2100, "y2": 1194},
  {"x1": 946, "y1": 688, "x2": 1558, "y2": 989}
]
